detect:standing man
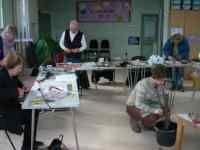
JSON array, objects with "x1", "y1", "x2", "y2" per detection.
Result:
[{"x1": 59, "y1": 20, "x2": 87, "y2": 63}]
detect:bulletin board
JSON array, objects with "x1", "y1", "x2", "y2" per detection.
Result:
[{"x1": 76, "y1": 0, "x2": 131, "y2": 23}]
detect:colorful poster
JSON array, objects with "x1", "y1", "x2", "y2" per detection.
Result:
[
  {"x1": 128, "y1": 36, "x2": 140, "y2": 45},
  {"x1": 76, "y1": 0, "x2": 131, "y2": 22},
  {"x1": 170, "y1": 27, "x2": 184, "y2": 35}
]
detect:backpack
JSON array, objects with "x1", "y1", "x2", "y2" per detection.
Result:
[{"x1": 48, "y1": 135, "x2": 69, "y2": 150}]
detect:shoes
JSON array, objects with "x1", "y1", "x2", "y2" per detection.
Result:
[
  {"x1": 143, "y1": 125, "x2": 156, "y2": 132},
  {"x1": 8, "y1": 126, "x2": 24, "y2": 135},
  {"x1": 177, "y1": 86, "x2": 184, "y2": 92},
  {"x1": 171, "y1": 85, "x2": 184, "y2": 92},
  {"x1": 34, "y1": 141, "x2": 45, "y2": 149},
  {"x1": 130, "y1": 119, "x2": 142, "y2": 133}
]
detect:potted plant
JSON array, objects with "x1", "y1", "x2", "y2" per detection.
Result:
[
  {"x1": 35, "y1": 34, "x2": 62, "y2": 66},
  {"x1": 30, "y1": 35, "x2": 62, "y2": 76},
  {"x1": 154, "y1": 87, "x2": 177, "y2": 147}
]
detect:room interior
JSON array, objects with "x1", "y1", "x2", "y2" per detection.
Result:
[{"x1": 0, "y1": 0, "x2": 200, "y2": 150}]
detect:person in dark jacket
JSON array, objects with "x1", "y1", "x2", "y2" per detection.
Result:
[
  {"x1": 163, "y1": 33, "x2": 190, "y2": 90},
  {"x1": 0, "y1": 53, "x2": 43, "y2": 150}
]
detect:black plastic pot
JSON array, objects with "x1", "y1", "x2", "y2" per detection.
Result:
[{"x1": 154, "y1": 121, "x2": 177, "y2": 147}]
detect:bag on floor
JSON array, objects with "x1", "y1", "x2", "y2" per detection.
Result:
[{"x1": 48, "y1": 135, "x2": 69, "y2": 150}]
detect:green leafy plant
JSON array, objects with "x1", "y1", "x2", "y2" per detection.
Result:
[{"x1": 35, "y1": 35, "x2": 61, "y2": 65}]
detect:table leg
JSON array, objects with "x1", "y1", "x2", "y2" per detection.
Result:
[
  {"x1": 182, "y1": 67, "x2": 185, "y2": 90},
  {"x1": 72, "y1": 108, "x2": 80, "y2": 150},
  {"x1": 134, "y1": 68, "x2": 139, "y2": 87},
  {"x1": 175, "y1": 120, "x2": 184, "y2": 150},
  {"x1": 127, "y1": 68, "x2": 131, "y2": 89},
  {"x1": 172, "y1": 66, "x2": 177, "y2": 90},
  {"x1": 113, "y1": 70, "x2": 115, "y2": 83},
  {"x1": 31, "y1": 109, "x2": 35, "y2": 150}
]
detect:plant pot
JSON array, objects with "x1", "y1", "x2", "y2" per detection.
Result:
[{"x1": 154, "y1": 121, "x2": 177, "y2": 147}]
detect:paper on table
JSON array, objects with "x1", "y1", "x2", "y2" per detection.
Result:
[
  {"x1": 55, "y1": 74, "x2": 77, "y2": 82},
  {"x1": 31, "y1": 82, "x2": 40, "y2": 91},
  {"x1": 178, "y1": 113, "x2": 192, "y2": 122},
  {"x1": 178, "y1": 113, "x2": 200, "y2": 127}
]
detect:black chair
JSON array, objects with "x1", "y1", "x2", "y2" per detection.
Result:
[
  {"x1": 87, "y1": 39, "x2": 99, "y2": 61},
  {"x1": 92, "y1": 39, "x2": 114, "y2": 84},
  {"x1": 0, "y1": 113, "x2": 17, "y2": 150},
  {"x1": 89, "y1": 39, "x2": 98, "y2": 49},
  {"x1": 99, "y1": 39, "x2": 111, "y2": 60},
  {"x1": 100, "y1": 39, "x2": 109, "y2": 49}
]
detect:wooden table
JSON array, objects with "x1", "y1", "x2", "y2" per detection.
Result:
[{"x1": 176, "y1": 114, "x2": 200, "y2": 150}]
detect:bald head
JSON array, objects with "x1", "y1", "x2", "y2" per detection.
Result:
[{"x1": 69, "y1": 20, "x2": 79, "y2": 33}]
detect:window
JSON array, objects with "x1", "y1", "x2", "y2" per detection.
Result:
[{"x1": 0, "y1": 0, "x2": 3, "y2": 28}]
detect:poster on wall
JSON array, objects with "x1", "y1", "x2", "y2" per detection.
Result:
[
  {"x1": 182, "y1": 0, "x2": 192, "y2": 10},
  {"x1": 171, "y1": 0, "x2": 182, "y2": 10},
  {"x1": 128, "y1": 36, "x2": 140, "y2": 45},
  {"x1": 76, "y1": 0, "x2": 131, "y2": 23},
  {"x1": 170, "y1": 27, "x2": 184, "y2": 35},
  {"x1": 192, "y1": 0, "x2": 200, "y2": 10}
]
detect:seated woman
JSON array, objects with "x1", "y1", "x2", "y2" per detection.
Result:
[
  {"x1": 126, "y1": 64, "x2": 166, "y2": 133},
  {"x1": 0, "y1": 53, "x2": 42, "y2": 150}
]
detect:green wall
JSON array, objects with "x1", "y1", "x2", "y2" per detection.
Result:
[
  {"x1": 39, "y1": 0, "x2": 163, "y2": 58},
  {"x1": 2, "y1": 0, "x2": 14, "y2": 25}
]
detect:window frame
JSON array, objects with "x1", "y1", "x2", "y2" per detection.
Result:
[{"x1": 0, "y1": 0, "x2": 4, "y2": 29}]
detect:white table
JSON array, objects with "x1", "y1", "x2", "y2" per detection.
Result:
[
  {"x1": 22, "y1": 72, "x2": 80, "y2": 150},
  {"x1": 56, "y1": 61, "x2": 193, "y2": 89},
  {"x1": 80, "y1": 62, "x2": 191, "y2": 89}
]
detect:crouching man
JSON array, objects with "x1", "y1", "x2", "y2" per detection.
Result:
[{"x1": 126, "y1": 64, "x2": 166, "y2": 133}]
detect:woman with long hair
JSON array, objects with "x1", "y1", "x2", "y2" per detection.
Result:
[{"x1": 0, "y1": 52, "x2": 43, "y2": 150}]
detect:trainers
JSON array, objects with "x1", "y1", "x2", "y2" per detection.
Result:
[
  {"x1": 8, "y1": 126, "x2": 24, "y2": 135},
  {"x1": 130, "y1": 119, "x2": 142, "y2": 133},
  {"x1": 34, "y1": 141, "x2": 45, "y2": 149}
]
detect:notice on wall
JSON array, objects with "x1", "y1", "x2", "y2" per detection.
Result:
[
  {"x1": 170, "y1": 27, "x2": 184, "y2": 35},
  {"x1": 128, "y1": 36, "x2": 140, "y2": 45}
]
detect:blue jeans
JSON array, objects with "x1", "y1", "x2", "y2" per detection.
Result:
[
  {"x1": 172, "y1": 67, "x2": 184, "y2": 89},
  {"x1": 64, "y1": 56, "x2": 80, "y2": 63}
]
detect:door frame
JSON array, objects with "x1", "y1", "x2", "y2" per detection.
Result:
[{"x1": 141, "y1": 14, "x2": 159, "y2": 57}]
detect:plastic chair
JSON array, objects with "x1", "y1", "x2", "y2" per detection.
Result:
[
  {"x1": 99, "y1": 39, "x2": 110, "y2": 60},
  {"x1": 89, "y1": 39, "x2": 98, "y2": 49},
  {"x1": 87, "y1": 39, "x2": 99, "y2": 61},
  {"x1": 100, "y1": 40, "x2": 109, "y2": 49},
  {"x1": 191, "y1": 73, "x2": 200, "y2": 100}
]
